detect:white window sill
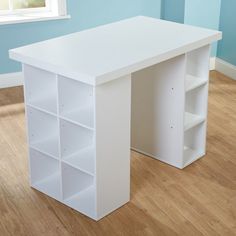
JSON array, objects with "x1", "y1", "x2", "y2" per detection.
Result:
[{"x1": 0, "y1": 12, "x2": 71, "y2": 25}]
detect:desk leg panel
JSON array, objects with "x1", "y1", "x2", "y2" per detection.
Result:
[
  {"x1": 131, "y1": 55, "x2": 186, "y2": 168},
  {"x1": 95, "y1": 75, "x2": 131, "y2": 220}
]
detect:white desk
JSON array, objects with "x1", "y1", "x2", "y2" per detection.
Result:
[{"x1": 9, "y1": 16, "x2": 221, "y2": 221}]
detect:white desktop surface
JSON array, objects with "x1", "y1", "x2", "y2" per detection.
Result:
[{"x1": 9, "y1": 16, "x2": 221, "y2": 85}]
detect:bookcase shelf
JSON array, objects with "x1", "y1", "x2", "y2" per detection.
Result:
[
  {"x1": 61, "y1": 163, "x2": 95, "y2": 217},
  {"x1": 184, "y1": 112, "x2": 205, "y2": 131},
  {"x1": 60, "y1": 119, "x2": 94, "y2": 160},
  {"x1": 185, "y1": 74, "x2": 207, "y2": 92},
  {"x1": 62, "y1": 162, "x2": 94, "y2": 199},
  {"x1": 24, "y1": 65, "x2": 98, "y2": 219},
  {"x1": 64, "y1": 185, "x2": 96, "y2": 219},
  {"x1": 185, "y1": 85, "x2": 208, "y2": 117},
  {"x1": 186, "y1": 45, "x2": 210, "y2": 79},
  {"x1": 183, "y1": 123, "x2": 206, "y2": 167},
  {"x1": 183, "y1": 146, "x2": 203, "y2": 167},
  {"x1": 62, "y1": 146, "x2": 95, "y2": 176},
  {"x1": 33, "y1": 173, "x2": 61, "y2": 200},
  {"x1": 29, "y1": 148, "x2": 61, "y2": 200},
  {"x1": 182, "y1": 45, "x2": 210, "y2": 167},
  {"x1": 27, "y1": 106, "x2": 59, "y2": 158},
  {"x1": 131, "y1": 47, "x2": 210, "y2": 169},
  {"x1": 61, "y1": 106, "x2": 94, "y2": 130},
  {"x1": 24, "y1": 65, "x2": 57, "y2": 114},
  {"x1": 58, "y1": 75, "x2": 94, "y2": 129}
]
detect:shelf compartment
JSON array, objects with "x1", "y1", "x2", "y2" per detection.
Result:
[
  {"x1": 183, "y1": 146, "x2": 203, "y2": 167},
  {"x1": 62, "y1": 146, "x2": 95, "y2": 176},
  {"x1": 184, "y1": 112, "x2": 205, "y2": 131},
  {"x1": 183, "y1": 123, "x2": 206, "y2": 167},
  {"x1": 24, "y1": 65, "x2": 57, "y2": 114},
  {"x1": 62, "y1": 163, "x2": 94, "y2": 200},
  {"x1": 186, "y1": 45, "x2": 210, "y2": 79},
  {"x1": 29, "y1": 148, "x2": 61, "y2": 200},
  {"x1": 64, "y1": 185, "x2": 96, "y2": 219},
  {"x1": 27, "y1": 106, "x2": 59, "y2": 158},
  {"x1": 185, "y1": 74, "x2": 207, "y2": 92},
  {"x1": 60, "y1": 119, "x2": 94, "y2": 160},
  {"x1": 185, "y1": 85, "x2": 208, "y2": 118},
  {"x1": 58, "y1": 75, "x2": 94, "y2": 129}
]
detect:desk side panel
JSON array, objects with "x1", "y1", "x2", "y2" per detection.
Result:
[
  {"x1": 95, "y1": 75, "x2": 131, "y2": 220},
  {"x1": 131, "y1": 55, "x2": 186, "y2": 168}
]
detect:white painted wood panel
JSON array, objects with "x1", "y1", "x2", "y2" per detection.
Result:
[
  {"x1": 95, "y1": 75, "x2": 131, "y2": 219},
  {"x1": 9, "y1": 16, "x2": 221, "y2": 85},
  {"x1": 131, "y1": 55, "x2": 186, "y2": 169}
]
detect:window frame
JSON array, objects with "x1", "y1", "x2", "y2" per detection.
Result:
[
  {"x1": 0, "y1": 0, "x2": 51, "y2": 15},
  {"x1": 0, "y1": 0, "x2": 69, "y2": 25}
]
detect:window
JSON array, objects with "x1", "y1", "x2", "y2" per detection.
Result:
[
  {"x1": 0, "y1": 0, "x2": 69, "y2": 25},
  {"x1": 0, "y1": 0, "x2": 49, "y2": 14}
]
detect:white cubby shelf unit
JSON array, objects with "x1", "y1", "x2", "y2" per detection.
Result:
[
  {"x1": 131, "y1": 45, "x2": 210, "y2": 169},
  {"x1": 24, "y1": 65, "x2": 96, "y2": 219},
  {"x1": 183, "y1": 45, "x2": 210, "y2": 167}
]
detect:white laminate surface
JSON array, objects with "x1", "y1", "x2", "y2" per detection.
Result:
[{"x1": 9, "y1": 16, "x2": 221, "y2": 85}]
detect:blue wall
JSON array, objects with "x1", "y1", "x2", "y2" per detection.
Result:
[
  {"x1": 162, "y1": 0, "x2": 221, "y2": 57},
  {"x1": 161, "y1": 0, "x2": 185, "y2": 23},
  {"x1": 217, "y1": 0, "x2": 236, "y2": 66},
  {"x1": 184, "y1": 0, "x2": 221, "y2": 56},
  {"x1": 0, "y1": 0, "x2": 161, "y2": 74}
]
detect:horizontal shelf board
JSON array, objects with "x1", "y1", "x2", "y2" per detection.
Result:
[
  {"x1": 27, "y1": 95, "x2": 57, "y2": 114},
  {"x1": 185, "y1": 74, "x2": 207, "y2": 92},
  {"x1": 183, "y1": 146, "x2": 205, "y2": 167},
  {"x1": 62, "y1": 146, "x2": 95, "y2": 176},
  {"x1": 32, "y1": 172, "x2": 61, "y2": 200},
  {"x1": 30, "y1": 136, "x2": 59, "y2": 158},
  {"x1": 27, "y1": 103, "x2": 57, "y2": 117},
  {"x1": 184, "y1": 112, "x2": 205, "y2": 131},
  {"x1": 61, "y1": 106, "x2": 94, "y2": 130},
  {"x1": 60, "y1": 116, "x2": 94, "y2": 131},
  {"x1": 30, "y1": 145, "x2": 59, "y2": 161},
  {"x1": 64, "y1": 185, "x2": 96, "y2": 219}
]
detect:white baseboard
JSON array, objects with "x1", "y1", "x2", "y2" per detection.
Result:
[
  {"x1": 0, "y1": 72, "x2": 23, "y2": 89},
  {"x1": 210, "y1": 57, "x2": 216, "y2": 71},
  {"x1": 215, "y1": 58, "x2": 236, "y2": 80}
]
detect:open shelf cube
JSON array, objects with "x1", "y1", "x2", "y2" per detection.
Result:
[
  {"x1": 29, "y1": 148, "x2": 61, "y2": 200},
  {"x1": 184, "y1": 84, "x2": 208, "y2": 131},
  {"x1": 185, "y1": 74, "x2": 207, "y2": 92},
  {"x1": 64, "y1": 185, "x2": 96, "y2": 219},
  {"x1": 24, "y1": 65, "x2": 57, "y2": 114},
  {"x1": 62, "y1": 162, "x2": 94, "y2": 199},
  {"x1": 27, "y1": 106, "x2": 59, "y2": 158},
  {"x1": 186, "y1": 45, "x2": 210, "y2": 79},
  {"x1": 60, "y1": 119, "x2": 94, "y2": 175},
  {"x1": 185, "y1": 85, "x2": 208, "y2": 116},
  {"x1": 184, "y1": 112, "x2": 205, "y2": 131},
  {"x1": 62, "y1": 146, "x2": 95, "y2": 176},
  {"x1": 58, "y1": 76, "x2": 94, "y2": 129},
  {"x1": 183, "y1": 123, "x2": 206, "y2": 167},
  {"x1": 61, "y1": 163, "x2": 95, "y2": 218}
]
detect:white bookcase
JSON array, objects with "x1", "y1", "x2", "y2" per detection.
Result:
[
  {"x1": 24, "y1": 45, "x2": 211, "y2": 221},
  {"x1": 131, "y1": 45, "x2": 210, "y2": 169},
  {"x1": 24, "y1": 65, "x2": 131, "y2": 221},
  {"x1": 183, "y1": 45, "x2": 210, "y2": 167}
]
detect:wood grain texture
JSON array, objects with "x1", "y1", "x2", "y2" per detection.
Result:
[{"x1": 0, "y1": 71, "x2": 236, "y2": 236}]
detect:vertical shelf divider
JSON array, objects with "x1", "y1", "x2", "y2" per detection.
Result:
[{"x1": 56, "y1": 74, "x2": 63, "y2": 201}]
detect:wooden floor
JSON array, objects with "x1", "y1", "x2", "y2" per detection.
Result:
[{"x1": 0, "y1": 71, "x2": 235, "y2": 236}]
